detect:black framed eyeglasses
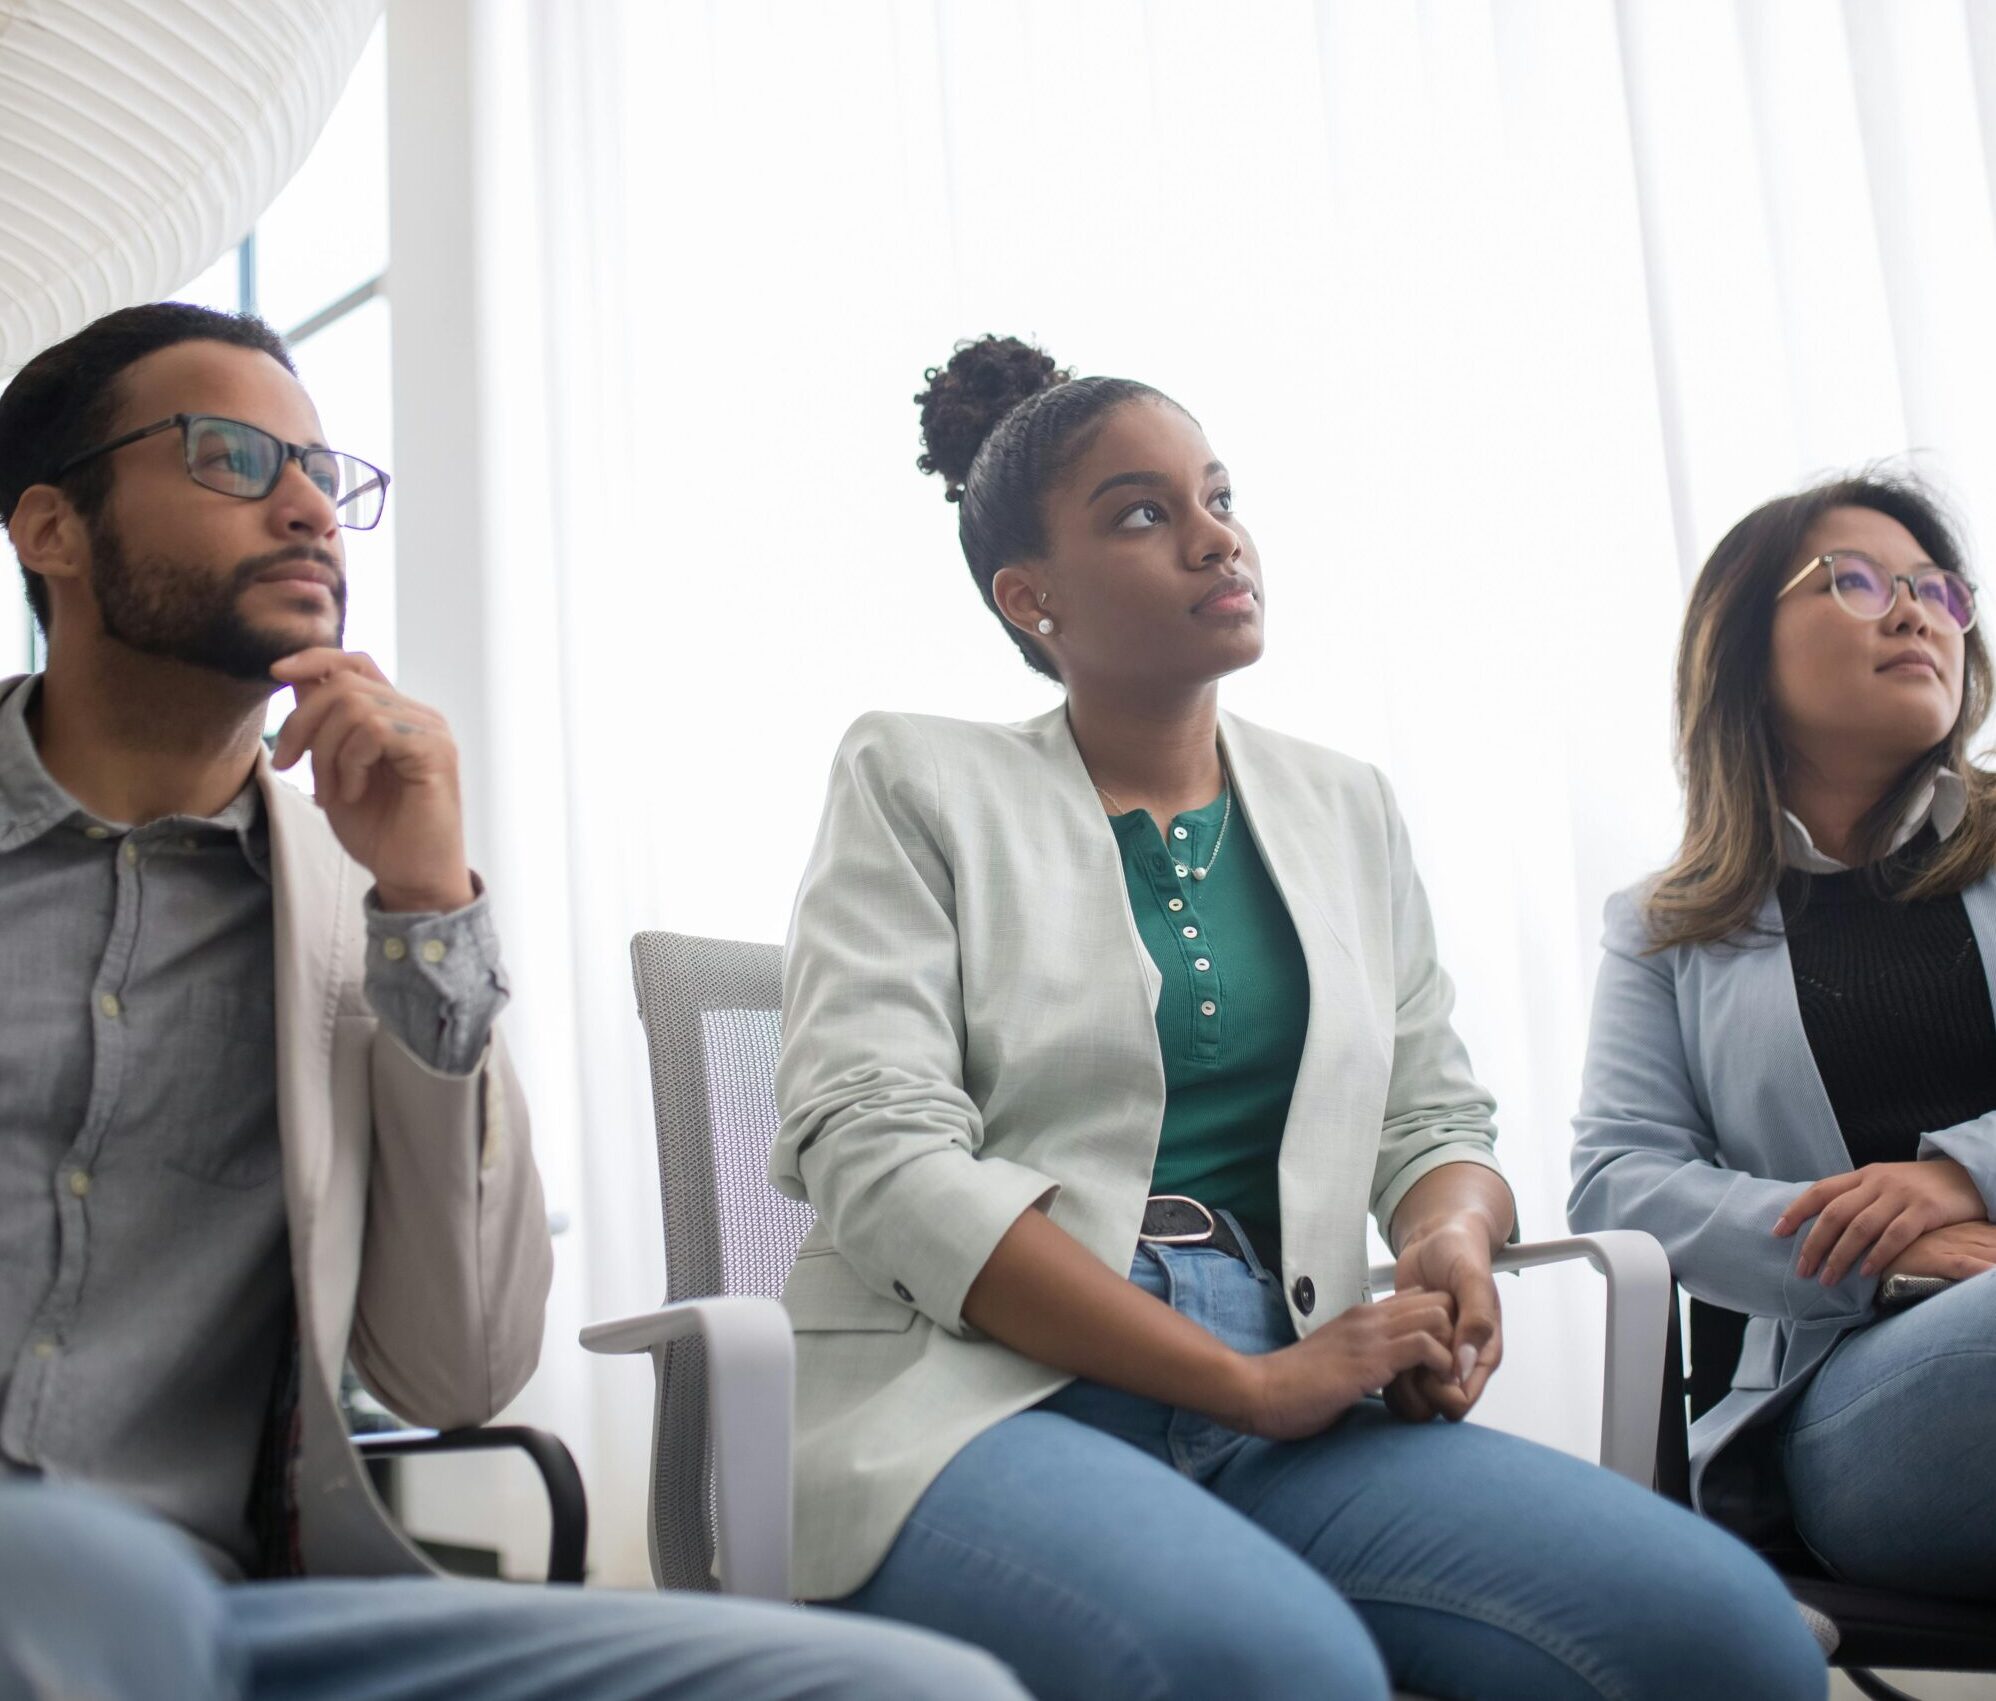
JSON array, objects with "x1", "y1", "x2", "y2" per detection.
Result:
[
  {"x1": 50, "y1": 413, "x2": 390, "y2": 532},
  {"x1": 1778, "y1": 550, "x2": 1978, "y2": 634}
]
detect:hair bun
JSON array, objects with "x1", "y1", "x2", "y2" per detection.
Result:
[{"x1": 915, "y1": 335, "x2": 1071, "y2": 503}]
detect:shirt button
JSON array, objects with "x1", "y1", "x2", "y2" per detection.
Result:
[
  {"x1": 1172, "y1": 826, "x2": 1189, "y2": 841},
  {"x1": 121, "y1": 842, "x2": 137, "y2": 866},
  {"x1": 382, "y1": 937, "x2": 408, "y2": 962},
  {"x1": 1201, "y1": 1000, "x2": 1218, "y2": 1016},
  {"x1": 420, "y1": 939, "x2": 448, "y2": 964},
  {"x1": 1174, "y1": 864, "x2": 1189, "y2": 878},
  {"x1": 1182, "y1": 926, "x2": 1198, "y2": 939},
  {"x1": 1194, "y1": 957, "x2": 1211, "y2": 971},
  {"x1": 68, "y1": 1171, "x2": 91, "y2": 1198},
  {"x1": 32, "y1": 1339, "x2": 57, "y2": 1359},
  {"x1": 892, "y1": 1281, "x2": 913, "y2": 1303},
  {"x1": 98, "y1": 993, "x2": 121, "y2": 1018},
  {"x1": 1292, "y1": 1275, "x2": 1316, "y2": 1316},
  {"x1": 84, "y1": 825, "x2": 110, "y2": 840},
  {"x1": 1168, "y1": 898, "x2": 1184, "y2": 912}
]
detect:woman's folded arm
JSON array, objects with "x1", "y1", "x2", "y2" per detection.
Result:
[{"x1": 1569, "y1": 892, "x2": 1877, "y2": 1323}]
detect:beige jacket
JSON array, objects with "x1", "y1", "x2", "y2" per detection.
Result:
[
  {"x1": 772, "y1": 705, "x2": 1505, "y2": 1600},
  {"x1": 251, "y1": 738, "x2": 551, "y2": 1575}
]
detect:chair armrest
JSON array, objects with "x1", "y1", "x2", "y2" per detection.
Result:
[
  {"x1": 352, "y1": 1425, "x2": 589, "y2": 1583},
  {"x1": 1369, "y1": 1230, "x2": 1672, "y2": 1486},
  {"x1": 581, "y1": 1295, "x2": 794, "y2": 1600}
]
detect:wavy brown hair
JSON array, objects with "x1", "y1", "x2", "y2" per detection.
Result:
[{"x1": 1645, "y1": 473, "x2": 1996, "y2": 950}]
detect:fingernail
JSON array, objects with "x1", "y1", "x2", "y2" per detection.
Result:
[{"x1": 1456, "y1": 1344, "x2": 1477, "y2": 1385}]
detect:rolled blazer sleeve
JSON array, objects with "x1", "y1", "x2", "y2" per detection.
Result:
[
  {"x1": 772, "y1": 713, "x2": 1059, "y2": 1334},
  {"x1": 350, "y1": 1023, "x2": 553, "y2": 1427},
  {"x1": 1366, "y1": 769, "x2": 1515, "y2": 1238},
  {"x1": 1917, "y1": 1114, "x2": 1996, "y2": 1216},
  {"x1": 1569, "y1": 890, "x2": 1876, "y2": 1323}
]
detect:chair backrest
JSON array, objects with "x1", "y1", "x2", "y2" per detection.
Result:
[
  {"x1": 1685, "y1": 1298, "x2": 1748, "y2": 1424},
  {"x1": 628, "y1": 930, "x2": 814, "y2": 1592}
]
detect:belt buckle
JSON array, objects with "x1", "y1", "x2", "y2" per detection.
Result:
[{"x1": 1139, "y1": 1193, "x2": 1217, "y2": 1246}]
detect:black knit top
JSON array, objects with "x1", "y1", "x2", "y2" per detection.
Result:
[{"x1": 1779, "y1": 830, "x2": 1996, "y2": 1169}]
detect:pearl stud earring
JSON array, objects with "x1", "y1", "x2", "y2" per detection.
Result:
[{"x1": 1037, "y1": 617, "x2": 1055, "y2": 635}]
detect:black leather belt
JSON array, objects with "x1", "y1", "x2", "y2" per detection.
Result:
[{"x1": 1139, "y1": 1194, "x2": 1272, "y2": 1268}]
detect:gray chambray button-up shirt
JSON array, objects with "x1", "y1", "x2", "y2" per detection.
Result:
[{"x1": 0, "y1": 674, "x2": 509, "y2": 1576}]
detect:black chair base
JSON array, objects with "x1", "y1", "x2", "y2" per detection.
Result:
[{"x1": 1786, "y1": 1576, "x2": 1996, "y2": 1674}]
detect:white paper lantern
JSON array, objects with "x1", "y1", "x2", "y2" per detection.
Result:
[{"x1": 0, "y1": 0, "x2": 382, "y2": 376}]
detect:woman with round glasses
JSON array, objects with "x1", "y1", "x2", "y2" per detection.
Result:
[
  {"x1": 771, "y1": 335, "x2": 1825, "y2": 1700},
  {"x1": 1572, "y1": 474, "x2": 1996, "y2": 1598}
]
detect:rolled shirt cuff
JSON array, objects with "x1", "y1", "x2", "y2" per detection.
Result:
[{"x1": 364, "y1": 878, "x2": 511, "y2": 1076}]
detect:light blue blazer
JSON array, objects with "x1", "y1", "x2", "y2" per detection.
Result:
[{"x1": 1569, "y1": 876, "x2": 1996, "y2": 1510}]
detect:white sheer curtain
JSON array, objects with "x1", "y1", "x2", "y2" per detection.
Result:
[{"x1": 447, "y1": 0, "x2": 1996, "y2": 1585}]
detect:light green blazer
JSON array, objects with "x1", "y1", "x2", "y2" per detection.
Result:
[{"x1": 771, "y1": 704, "x2": 1506, "y2": 1601}]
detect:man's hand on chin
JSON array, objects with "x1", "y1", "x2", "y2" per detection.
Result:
[{"x1": 269, "y1": 649, "x2": 475, "y2": 913}]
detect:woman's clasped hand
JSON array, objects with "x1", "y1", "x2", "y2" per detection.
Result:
[
  {"x1": 1774, "y1": 1155, "x2": 1987, "y2": 1283},
  {"x1": 1229, "y1": 1287, "x2": 1458, "y2": 1442}
]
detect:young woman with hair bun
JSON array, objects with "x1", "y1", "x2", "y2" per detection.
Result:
[
  {"x1": 1573, "y1": 473, "x2": 1996, "y2": 1599},
  {"x1": 772, "y1": 336, "x2": 1826, "y2": 1699}
]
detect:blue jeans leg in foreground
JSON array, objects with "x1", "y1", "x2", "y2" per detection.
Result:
[
  {"x1": 1781, "y1": 1267, "x2": 1996, "y2": 1597},
  {"x1": 842, "y1": 1236, "x2": 1824, "y2": 1701},
  {"x1": 0, "y1": 1480, "x2": 241, "y2": 1701},
  {"x1": 229, "y1": 1577, "x2": 1026, "y2": 1701},
  {"x1": 0, "y1": 1477, "x2": 1027, "y2": 1701}
]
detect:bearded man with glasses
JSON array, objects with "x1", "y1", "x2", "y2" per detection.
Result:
[{"x1": 0, "y1": 303, "x2": 1024, "y2": 1701}]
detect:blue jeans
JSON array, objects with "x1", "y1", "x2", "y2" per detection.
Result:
[
  {"x1": 842, "y1": 1232, "x2": 1825, "y2": 1701},
  {"x1": 1781, "y1": 1267, "x2": 1996, "y2": 1597},
  {"x1": 0, "y1": 1480, "x2": 1025, "y2": 1701}
]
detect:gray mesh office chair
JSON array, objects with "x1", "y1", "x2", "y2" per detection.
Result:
[{"x1": 580, "y1": 932, "x2": 806, "y2": 1599}]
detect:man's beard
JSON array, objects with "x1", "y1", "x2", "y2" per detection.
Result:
[{"x1": 89, "y1": 519, "x2": 346, "y2": 682}]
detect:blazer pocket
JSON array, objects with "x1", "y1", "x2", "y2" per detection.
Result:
[{"x1": 783, "y1": 1250, "x2": 919, "y2": 1333}]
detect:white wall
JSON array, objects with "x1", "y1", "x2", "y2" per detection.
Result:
[{"x1": 383, "y1": 0, "x2": 596, "y2": 1579}]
